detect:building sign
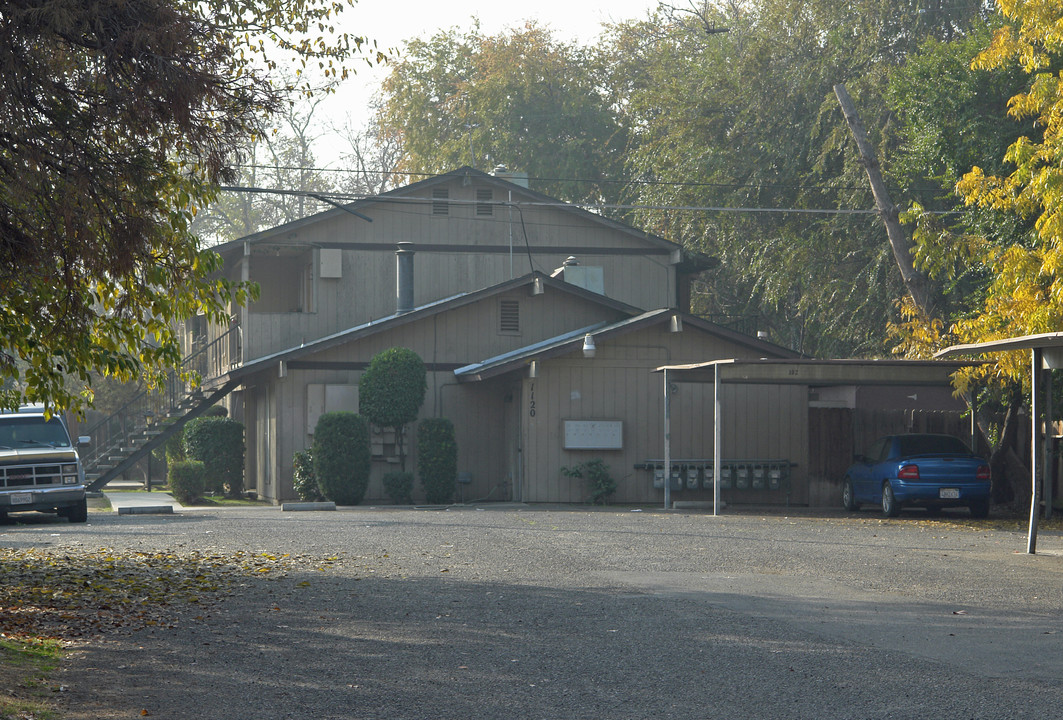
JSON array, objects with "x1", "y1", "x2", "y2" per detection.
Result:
[{"x1": 563, "y1": 420, "x2": 623, "y2": 450}]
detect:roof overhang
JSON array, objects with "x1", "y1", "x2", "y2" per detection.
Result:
[{"x1": 655, "y1": 358, "x2": 981, "y2": 387}]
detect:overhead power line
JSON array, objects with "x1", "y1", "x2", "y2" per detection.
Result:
[{"x1": 217, "y1": 185, "x2": 961, "y2": 216}]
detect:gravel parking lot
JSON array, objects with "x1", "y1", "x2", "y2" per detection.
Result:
[{"x1": 4, "y1": 504, "x2": 1063, "y2": 719}]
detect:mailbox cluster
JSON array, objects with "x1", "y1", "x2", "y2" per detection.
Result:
[{"x1": 641, "y1": 460, "x2": 790, "y2": 493}]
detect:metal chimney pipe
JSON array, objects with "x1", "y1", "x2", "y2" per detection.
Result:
[{"x1": 396, "y1": 242, "x2": 415, "y2": 314}]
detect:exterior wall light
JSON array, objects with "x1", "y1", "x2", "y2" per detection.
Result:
[{"x1": 582, "y1": 334, "x2": 596, "y2": 359}]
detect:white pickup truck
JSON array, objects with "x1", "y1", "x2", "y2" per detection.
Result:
[{"x1": 0, "y1": 406, "x2": 90, "y2": 523}]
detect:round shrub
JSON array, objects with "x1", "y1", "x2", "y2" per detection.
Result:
[
  {"x1": 312, "y1": 412, "x2": 370, "y2": 505},
  {"x1": 292, "y1": 449, "x2": 323, "y2": 502},
  {"x1": 382, "y1": 471, "x2": 414, "y2": 505},
  {"x1": 184, "y1": 416, "x2": 245, "y2": 497},
  {"x1": 169, "y1": 460, "x2": 206, "y2": 504},
  {"x1": 417, "y1": 418, "x2": 457, "y2": 505}
]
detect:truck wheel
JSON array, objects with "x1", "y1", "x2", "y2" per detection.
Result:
[{"x1": 64, "y1": 499, "x2": 88, "y2": 523}]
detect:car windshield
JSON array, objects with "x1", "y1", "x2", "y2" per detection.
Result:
[
  {"x1": 0, "y1": 416, "x2": 71, "y2": 449},
  {"x1": 896, "y1": 435, "x2": 970, "y2": 457}
]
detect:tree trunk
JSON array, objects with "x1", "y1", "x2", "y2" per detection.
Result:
[
  {"x1": 834, "y1": 83, "x2": 936, "y2": 317},
  {"x1": 988, "y1": 387, "x2": 1027, "y2": 507}
]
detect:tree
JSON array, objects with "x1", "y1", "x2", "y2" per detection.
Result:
[
  {"x1": 358, "y1": 347, "x2": 426, "y2": 471},
  {"x1": 604, "y1": 0, "x2": 992, "y2": 356},
  {"x1": 0, "y1": 0, "x2": 378, "y2": 414},
  {"x1": 377, "y1": 22, "x2": 628, "y2": 205},
  {"x1": 192, "y1": 73, "x2": 343, "y2": 244}
]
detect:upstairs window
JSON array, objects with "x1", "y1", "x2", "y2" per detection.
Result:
[{"x1": 432, "y1": 187, "x2": 449, "y2": 216}]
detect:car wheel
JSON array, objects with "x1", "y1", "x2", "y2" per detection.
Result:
[
  {"x1": 63, "y1": 499, "x2": 88, "y2": 523},
  {"x1": 881, "y1": 482, "x2": 901, "y2": 518},
  {"x1": 969, "y1": 499, "x2": 990, "y2": 519},
  {"x1": 842, "y1": 477, "x2": 859, "y2": 512}
]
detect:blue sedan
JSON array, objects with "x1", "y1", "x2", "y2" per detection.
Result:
[{"x1": 842, "y1": 434, "x2": 991, "y2": 518}]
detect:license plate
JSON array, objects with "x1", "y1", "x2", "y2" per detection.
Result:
[
  {"x1": 10, "y1": 492, "x2": 32, "y2": 505},
  {"x1": 939, "y1": 488, "x2": 960, "y2": 499}
]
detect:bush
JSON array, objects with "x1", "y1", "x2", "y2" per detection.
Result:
[
  {"x1": 312, "y1": 412, "x2": 370, "y2": 505},
  {"x1": 359, "y1": 348, "x2": 426, "y2": 470},
  {"x1": 169, "y1": 460, "x2": 206, "y2": 504},
  {"x1": 382, "y1": 471, "x2": 414, "y2": 505},
  {"x1": 292, "y1": 449, "x2": 323, "y2": 502},
  {"x1": 561, "y1": 458, "x2": 617, "y2": 505},
  {"x1": 417, "y1": 418, "x2": 457, "y2": 505},
  {"x1": 184, "y1": 417, "x2": 246, "y2": 497}
]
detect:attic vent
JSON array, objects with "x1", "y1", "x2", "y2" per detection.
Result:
[
  {"x1": 499, "y1": 299, "x2": 520, "y2": 334},
  {"x1": 432, "y1": 187, "x2": 449, "y2": 216},
  {"x1": 476, "y1": 188, "x2": 493, "y2": 216}
]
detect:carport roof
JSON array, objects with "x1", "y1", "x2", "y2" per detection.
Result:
[
  {"x1": 934, "y1": 332, "x2": 1063, "y2": 357},
  {"x1": 654, "y1": 358, "x2": 981, "y2": 386}
]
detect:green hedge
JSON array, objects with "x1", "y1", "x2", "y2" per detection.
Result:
[
  {"x1": 184, "y1": 416, "x2": 245, "y2": 497},
  {"x1": 312, "y1": 412, "x2": 370, "y2": 505},
  {"x1": 169, "y1": 460, "x2": 206, "y2": 504},
  {"x1": 417, "y1": 418, "x2": 457, "y2": 505},
  {"x1": 382, "y1": 471, "x2": 414, "y2": 505}
]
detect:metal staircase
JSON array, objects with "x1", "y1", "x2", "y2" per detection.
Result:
[{"x1": 82, "y1": 327, "x2": 241, "y2": 491}]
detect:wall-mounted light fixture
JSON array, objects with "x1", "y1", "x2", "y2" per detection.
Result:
[
  {"x1": 582, "y1": 334, "x2": 596, "y2": 359},
  {"x1": 670, "y1": 314, "x2": 683, "y2": 333},
  {"x1": 532, "y1": 276, "x2": 544, "y2": 295},
  {"x1": 528, "y1": 360, "x2": 539, "y2": 378}
]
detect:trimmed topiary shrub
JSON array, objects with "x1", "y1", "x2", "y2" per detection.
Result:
[
  {"x1": 417, "y1": 418, "x2": 457, "y2": 505},
  {"x1": 184, "y1": 416, "x2": 246, "y2": 497},
  {"x1": 382, "y1": 471, "x2": 414, "y2": 505},
  {"x1": 358, "y1": 347, "x2": 426, "y2": 470},
  {"x1": 292, "y1": 449, "x2": 323, "y2": 502},
  {"x1": 312, "y1": 412, "x2": 370, "y2": 505},
  {"x1": 169, "y1": 460, "x2": 206, "y2": 504}
]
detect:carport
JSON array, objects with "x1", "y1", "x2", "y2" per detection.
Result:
[
  {"x1": 935, "y1": 333, "x2": 1063, "y2": 554},
  {"x1": 655, "y1": 358, "x2": 980, "y2": 516}
]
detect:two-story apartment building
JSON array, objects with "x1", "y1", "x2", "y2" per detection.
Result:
[{"x1": 194, "y1": 167, "x2": 803, "y2": 504}]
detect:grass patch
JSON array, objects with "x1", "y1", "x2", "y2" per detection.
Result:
[{"x1": 0, "y1": 636, "x2": 63, "y2": 720}]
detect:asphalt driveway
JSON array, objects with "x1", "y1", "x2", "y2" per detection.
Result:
[{"x1": 3, "y1": 504, "x2": 1062, "y2": 719}]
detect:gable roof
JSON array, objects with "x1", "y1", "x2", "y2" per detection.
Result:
[
  {"x1": 212, "y1": 167, "x2": 682, "y2": 258},
  {"x1": 454, "y1": 310, "x2": 801, "y2": 383}
]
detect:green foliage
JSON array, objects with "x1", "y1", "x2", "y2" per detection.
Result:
[
  {"x1": 183, "y1": 417, "x2": 245, "y2": 497},
  {"x1": 378, "y1": 22, "x2": 627, "y2": 204},
  {"x1": 416, "y1": 418, "x2": 457, "y2": 505},
  {"x1": 292, "y1": 449, "x2": 323, "y2": 502},
  {"x1": 0, "y1": 0, "x2": 382, "y2": 415},
  {"x1": 602, "y1": 1, "x2": 992, "y2": 357},
  {"x1": 312, "y1": 412, "x2": 371, "y2": 505},
  {"x1": 382, "y1": 471, "x2": 414, "y2": 505},
  {"x1": 169, "y1": 461, "x2": 206, "y2": 504},
  {"x1": 561, "y1": 458, "x2": 617, "y2": 505},
  {"x1": 359, "y1": 348, "x2": 426, "y2": 470}
]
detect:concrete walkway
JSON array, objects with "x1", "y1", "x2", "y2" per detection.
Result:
[{"x1": 102, "y1": 490, "x2": 184, "y2": 515}]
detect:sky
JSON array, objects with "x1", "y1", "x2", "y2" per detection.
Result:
[{"x1": 311, "y1": 0, "x2": 663, "y2": 161}]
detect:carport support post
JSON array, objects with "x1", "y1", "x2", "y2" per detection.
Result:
[
  {"x1": 663, "y1": 368, "x2": 672, "y2": 510},
  {"x1": 714, "y1": 364, "x2": 721, "y2": 517},
  {"x1": 1029, "y1": 348, "x2": 1042, "y2": 554}
]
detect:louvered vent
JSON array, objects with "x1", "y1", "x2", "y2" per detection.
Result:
[
  {"x1": 500, "y1": 300, "x2": 520, "y2": 333},
  {"x1": 432, "y1": 187, "x2": 449, "y2": 215},
  {"x1": 476, "y1": 188, "x2": 493, "y2": 216}
]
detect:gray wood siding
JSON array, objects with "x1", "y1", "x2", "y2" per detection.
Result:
[
  {"x1": 520, "y1": 326, "x2": 808, "y2": 504},
  {"x1": 223, "y1": 176, "x2": 677, "y2": 361}
]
